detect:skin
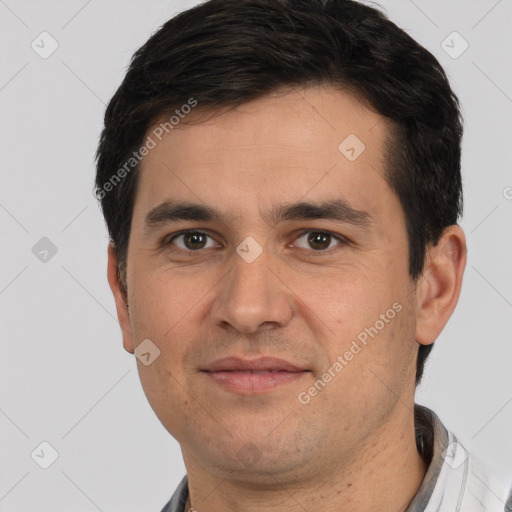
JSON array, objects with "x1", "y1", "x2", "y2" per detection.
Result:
[{"x1": 107, "y1": 85, "x2": 467, "y2": 512}]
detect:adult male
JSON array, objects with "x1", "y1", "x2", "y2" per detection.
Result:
[{"x1": 95, "y1": 0, "x2": 512, "y2": 510}]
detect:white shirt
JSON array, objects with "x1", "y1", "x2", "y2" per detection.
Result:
[{"x1": 406, "y1": 406, "x2": 511, "y2": 511}]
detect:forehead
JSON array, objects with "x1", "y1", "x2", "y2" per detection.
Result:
[{"x1": 133, "y1": 85, "x2": 396, "y2": 226}]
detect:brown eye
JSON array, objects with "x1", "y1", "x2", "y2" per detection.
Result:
[
  {"x1": 183, "y1": 232, "x2": 207, "y2": 250},
  {"x1": 308, "y1": 232, "x2": 331, "y2": 250},
  {"x1": 168, "y1": 231, "x2": 216, "y2": 251},
  {"x1": 294, "y1": 231, "x2": 343, "y2": 251}
]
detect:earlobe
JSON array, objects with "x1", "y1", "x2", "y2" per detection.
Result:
[
  {"x1": 106, "y1": 242, "x2": 135, "y2": 354},
  {"x1": 415, "y1": 225, "x2": 467, "y2": 346}
]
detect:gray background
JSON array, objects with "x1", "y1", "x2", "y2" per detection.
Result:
[{"x1": 0, "y1": 0, "x2": 511, "y2": 510}]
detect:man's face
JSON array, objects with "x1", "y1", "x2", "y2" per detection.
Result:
[{"x1": 116, "y1": 86, "x2": 420, "y2": 481}]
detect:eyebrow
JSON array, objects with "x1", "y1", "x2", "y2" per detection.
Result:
[{"x1": 143, "y1": 199, "x2": 373, "y2": 234}]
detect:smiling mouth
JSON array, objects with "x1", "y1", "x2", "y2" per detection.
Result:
[
  {"x1": 203, "y1": 355, "x2": 306, "y2": 372},
  {"x1": 200, "y1": 356, "x2": 310, "y2": 393},
  {"x1": 212, "y1": 369, "x2": 297, "y2": 374},
  {"x1": 204, "y1": 371, "x2": 307, "y2": 392}
]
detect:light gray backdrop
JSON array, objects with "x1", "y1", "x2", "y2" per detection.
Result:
[{"x1": 0, "y1": 0, "x2": 511, "y2": 510}]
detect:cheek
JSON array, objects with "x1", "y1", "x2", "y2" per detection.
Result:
[
  {"x1": 299, "y1": 269, "x2": 413, "y2": 380},
  {"x1": 129, "y1": 271, "x2": 205, "y2": 430},
  {"x1": 296, "y1": 269, "x2": 390, "y2": 341},
  {"x1": 136, "y1": 360, "x2": 195, "y2": 440},
  {"x1": 127, "y1": 277, "x2": 207, "y2": 401},
  {"x1": 130, "y1": 266, "x2": 208, "y2": 335},
  {"x1": 308, "y1": 298, "x2": 416, "y2": 428}
]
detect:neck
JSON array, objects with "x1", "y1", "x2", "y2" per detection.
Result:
[{"x1": 182, "y1": 405, "x2": 428, "y2": 512}]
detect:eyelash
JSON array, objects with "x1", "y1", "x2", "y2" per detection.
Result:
[{"x1": 163, "y1": 229, "x2": 347, "y2": 254}]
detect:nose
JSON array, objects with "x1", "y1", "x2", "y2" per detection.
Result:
[{"x1": 210, "y1": 245, "x2": 294, "y2": 334}]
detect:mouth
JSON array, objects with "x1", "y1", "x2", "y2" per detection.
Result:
[{"x1": 201, "y1": 356, "x2": 309, "y2": 394}]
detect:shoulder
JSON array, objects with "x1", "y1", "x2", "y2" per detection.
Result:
[
  {"x1": 440, "y1": 432, "x2": 512, "y2": 512},
  {"x1": 412, "y1": 406, "x2": 511, "y2": 512}
]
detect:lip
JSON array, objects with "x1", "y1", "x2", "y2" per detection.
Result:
[
  {"x1": 202, "y1": 357, "x2": 309, "y2": 394},
  {"x1": 203, "y1": 356, "x2": 305, "y2": 372}
]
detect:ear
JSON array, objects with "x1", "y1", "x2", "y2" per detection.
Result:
[
  {"x1": 107, "y1": 242, "x2": 135, "y2": 354},
  {"x1": 415, "y1": 225, "x2": 467, "y2": 346}
]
